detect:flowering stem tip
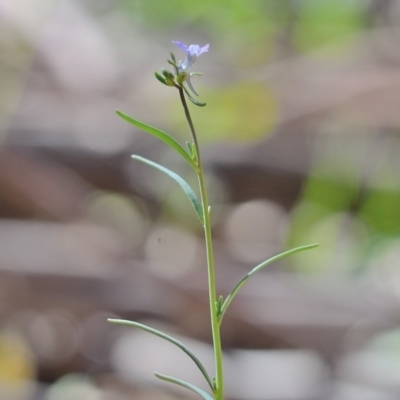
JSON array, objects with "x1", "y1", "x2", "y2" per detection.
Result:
[{"x1": 172, "y1": 40, "x2": 209, "y2": 96}]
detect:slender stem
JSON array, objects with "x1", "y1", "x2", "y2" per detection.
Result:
[
  {"x1": 178, "y1": 87, "x2": 224, "y2": 400},
  {"x1": 178, "y1": 88, "x2": 202, "y2": 169}
]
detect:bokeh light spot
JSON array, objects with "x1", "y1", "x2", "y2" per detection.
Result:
[
  {"x1": 223, "y1": 200, "x2": 288, "y2": 263},
  {"x1": 144, "y1": 225, "x2": 199, "y2": 278}
]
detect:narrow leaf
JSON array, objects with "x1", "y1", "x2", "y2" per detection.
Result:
[
  {"x1": 168, "y1": 59, "x2": 179, "y2": 75},
  {"x1": 219, "y1": 244, "x2": 319, "y2": 322},
  {"x1": 108, "y1": 319, "x2": 213, "y2": 391},
  {"x1": 183, "y1": 85, "x2": 206, "y2": 107},
  {"x1": 116, "y1": 110, "x2": 197, "y2": 171},
  {"x1": 131, "y1": 155, "x2": 204, "y2": 224},
  {"x1": 215, "y1": 295, "x2": 224, "y2": 318},
  {"x1": 186, "y1": 141, "x2": 194, "y2": 156},
  {"x1": 155, "y1": 372, "x2": 214, "y2": 400},
  {"x1": 155, "y1": 72, "x2": 168, "y2": 85},
  {"x1": 190, "y1": 142, "x2": 198, "y2": 163},
  {"x1": 161, "y1": 68, "x2": 174, "y2": 80}
]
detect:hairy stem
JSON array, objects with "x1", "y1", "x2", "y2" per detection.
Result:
[{"x1": 178, "y1": 87, "x2": 224, "y2": 400}]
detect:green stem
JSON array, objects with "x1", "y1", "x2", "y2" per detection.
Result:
[{"x1": 178, "y1": 87, "x2": 224, "y2": 400}]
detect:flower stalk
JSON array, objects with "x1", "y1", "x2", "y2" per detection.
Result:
[{"x1": 178, "y1": 86, "x2": 224, "y2": 400}]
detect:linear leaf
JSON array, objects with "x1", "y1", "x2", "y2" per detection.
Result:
[
  {"x1": 131, "y1": 155, "x2": 204, "y2": 224},
  {"x1": 116, "y1": 110, "x2": 197, "y2": 171},
  {"x1": 219, "y1": 244, "x2": 319, "y2": 322},
  {"x1": 108, "y1": 319, "x2": 213, "y2": 391},
  {"x1": 183, "y1": 85, "x2": 206, "y2": 107},
  {"x1": 155, "y1": 372, "x2": 214, "y2": 400}
]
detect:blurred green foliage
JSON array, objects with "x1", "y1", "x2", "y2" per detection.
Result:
[
  {"x1": 294, "y1": 0, "x2": 365, "y2": 53},
  {"x1": 168, "y1": 82, "x2": 278, "y2": 143},
  {"x1": 288, "y1": 134, "x2": 400, "y2": 275},
  {"x1": 361, "y1": 186, "x2": 400, "y2": 237},
  {"x1": 124, "y1": 0, "x2": 366, "y2": 57}
]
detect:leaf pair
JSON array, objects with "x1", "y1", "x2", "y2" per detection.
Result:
[
  {"x1": 117, "y1": 110, "x2": 204, "y2": 225},
  {"x1": 108, "y1": 319, "x2": 214, "y2": 400}
]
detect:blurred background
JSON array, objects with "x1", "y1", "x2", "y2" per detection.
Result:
[{"x1": 1, "y1": 0, "x2": 400, "y2": 399}]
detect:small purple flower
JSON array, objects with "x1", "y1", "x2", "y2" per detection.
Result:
[
  {"x1": 172, "y1": 40, "x2": 209, "y2": 96},
  {"x1": 172, "y1": 41, "x2": 209, "y2": 72}
]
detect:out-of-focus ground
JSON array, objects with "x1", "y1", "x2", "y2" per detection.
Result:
[{"x1": 1, "y1": 1, "x2": 400, "y2": 399}]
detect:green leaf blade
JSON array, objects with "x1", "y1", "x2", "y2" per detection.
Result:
[
  {"x1": 183, "y1": 86, "x2": 206, "y2": 107},
  {"x1": 116, "y1": 110, "x2": 197, "y2": 171},
  {"x1": 131, "y1": 155, "x2": 204, "y2": 224},
  {"x1": 219, "y1": 243, "x2": 319, "y2": 322},
  {"x1": 108, "y1": 319, "x2": 213, "y2": 391},
  {"x1": 155, "y1": 373, "x2": 214, "y2": 400},
  {"x1": 155, "y1": 72, "x2": 168, "y2": 85}
]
